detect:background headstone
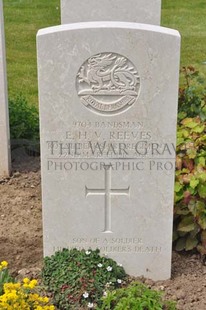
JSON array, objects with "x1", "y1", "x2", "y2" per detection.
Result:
[
  {"x1": 0, "y1": 0, "x2": 11, "y2": 177},
  {"x1": 61, "y1": 0, "x2": 161, "y2": 25},
  {"x1": 37, "y1": 22, "x2": 180, "y2": 280}
]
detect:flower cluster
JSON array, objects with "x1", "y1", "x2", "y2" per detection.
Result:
[
  {"x1": 0, "y1": 261, "x2": 8, "y2": 271},
  {"x1": 0, "y1": 278, "x2": 55, "y2": 310},
  {"x1": 81, "y1": 261, "x2": 125, "y2": 308},
  {"x1": 0, "y1": 261, "x2": 14, "y2": 296},
  {"x1": 22, "y1": 278, "x2": 38, "y2": 289}
]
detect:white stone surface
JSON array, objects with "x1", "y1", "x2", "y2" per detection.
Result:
[
  {"x1": 0, "y1": 0, "x2": 11, "y2": 177},
  {"x1": 37, "y1": 22, "x2": 180, "y2": 280},
  {"x1": 61, "y1": 0, "x2": 161, "y2": 25}
]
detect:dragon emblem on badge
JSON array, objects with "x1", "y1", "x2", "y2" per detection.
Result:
[{"x1": 76, "y1": 52, "x2": 140, "y2": 115}]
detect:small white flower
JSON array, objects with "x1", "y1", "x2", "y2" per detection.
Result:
[
  {"x1": 107, "y1": 266, "x2": 112, "y2": 272},
  {"x1": 83, "y1": 292, "x2": 89, "y2": 298},
  {"x1": 117, "y1": 279, "x2": 122, "y2": 284},
  {"x1": 97, "y1": 263, "x2": 103, "y2": 268},
  {"x1": 103, "y1": 291, "x2": 107, "y2": 297},
  {"x1": 117, "y1": 263, "x2": 123, "y2": 267},
  {"x1": 88, "y1": 302, "x2": 94, "y2": 308},
  {"x1": 86, "y1": 250, "x2": 91, "y2": 255}
]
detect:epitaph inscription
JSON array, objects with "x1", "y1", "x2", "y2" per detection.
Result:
[{"x1": 76, "y1": 53, "x2": 140, "y2": 115}]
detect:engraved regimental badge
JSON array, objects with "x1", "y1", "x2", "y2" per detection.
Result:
[{"x1": 76, "y1": 52, "x2": 140, "y2": 115}]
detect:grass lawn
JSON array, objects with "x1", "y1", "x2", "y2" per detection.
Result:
[
  {"x1": 161, "y1": 0, "x2": 206, "y2": 69},
  {"x1": 3, "y1": 0, "x2": 206, "y2": 107},
  {"x1": 3, "y1": 0, "x2": 60, "y2": 106}
]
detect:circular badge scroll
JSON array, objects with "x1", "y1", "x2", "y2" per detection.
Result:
[{"x1": 76, "y1": 52, "x2": 140, "y2": 115}]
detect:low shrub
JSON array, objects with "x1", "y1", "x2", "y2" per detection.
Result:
[
  {"x1": 173, "y1": 67, "x2": 206, "y2": 254},
  {"x1": 178, "y1": 66, "x2": 206, "y2": 122},
  {"x1": 42, "y1": 248, "x2": 126, "y2": 309},
  {"x1": 98, "y1": 282, "x2": 176, "y2": 310},
  {"x1": 174, "y1": 116, "x2": 206, "y2": 252},
  {"x1": 9, "y1": 94, "x2": 39, "y2": 141}
]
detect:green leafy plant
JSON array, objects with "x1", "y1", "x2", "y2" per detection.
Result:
[
  {"x1": 42, "y1": 248, "x2": 126, "y2": 309},
  {"x1": 174, "y1": 116, "x2": 206, "y2": 253},
  {"x1": 178, "y1": 66, "x2": 206, "y2": 122},
  {"x1": 97, "y1": 282, "x2": 176, "y2": 310},
  {"x1": 9, "y1": 94, "x2": 39, "y2": 141}
]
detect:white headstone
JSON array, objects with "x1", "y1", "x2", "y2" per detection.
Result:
[
  {"x1": 37, "y1": 22, "x2": 180, "y2": 280},
  {"x1": 0, "y1": 0, "x2": 11, "y2": 177},
  {"x1": 61, "y1": 0, "x2": 161, "y2": 25}
]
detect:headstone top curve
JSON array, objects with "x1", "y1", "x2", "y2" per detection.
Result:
[{"x1": 37, "y1": 22, "x2": 180, "y2": 38}]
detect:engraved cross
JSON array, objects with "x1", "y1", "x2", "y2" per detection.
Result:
[{"x1": 85, "y1": 165, "x2": 130, "y2": 233}]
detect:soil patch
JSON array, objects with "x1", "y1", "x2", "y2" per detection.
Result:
[{"x1": 0, "y1": 149, "x2": 206, "y2": 309}]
